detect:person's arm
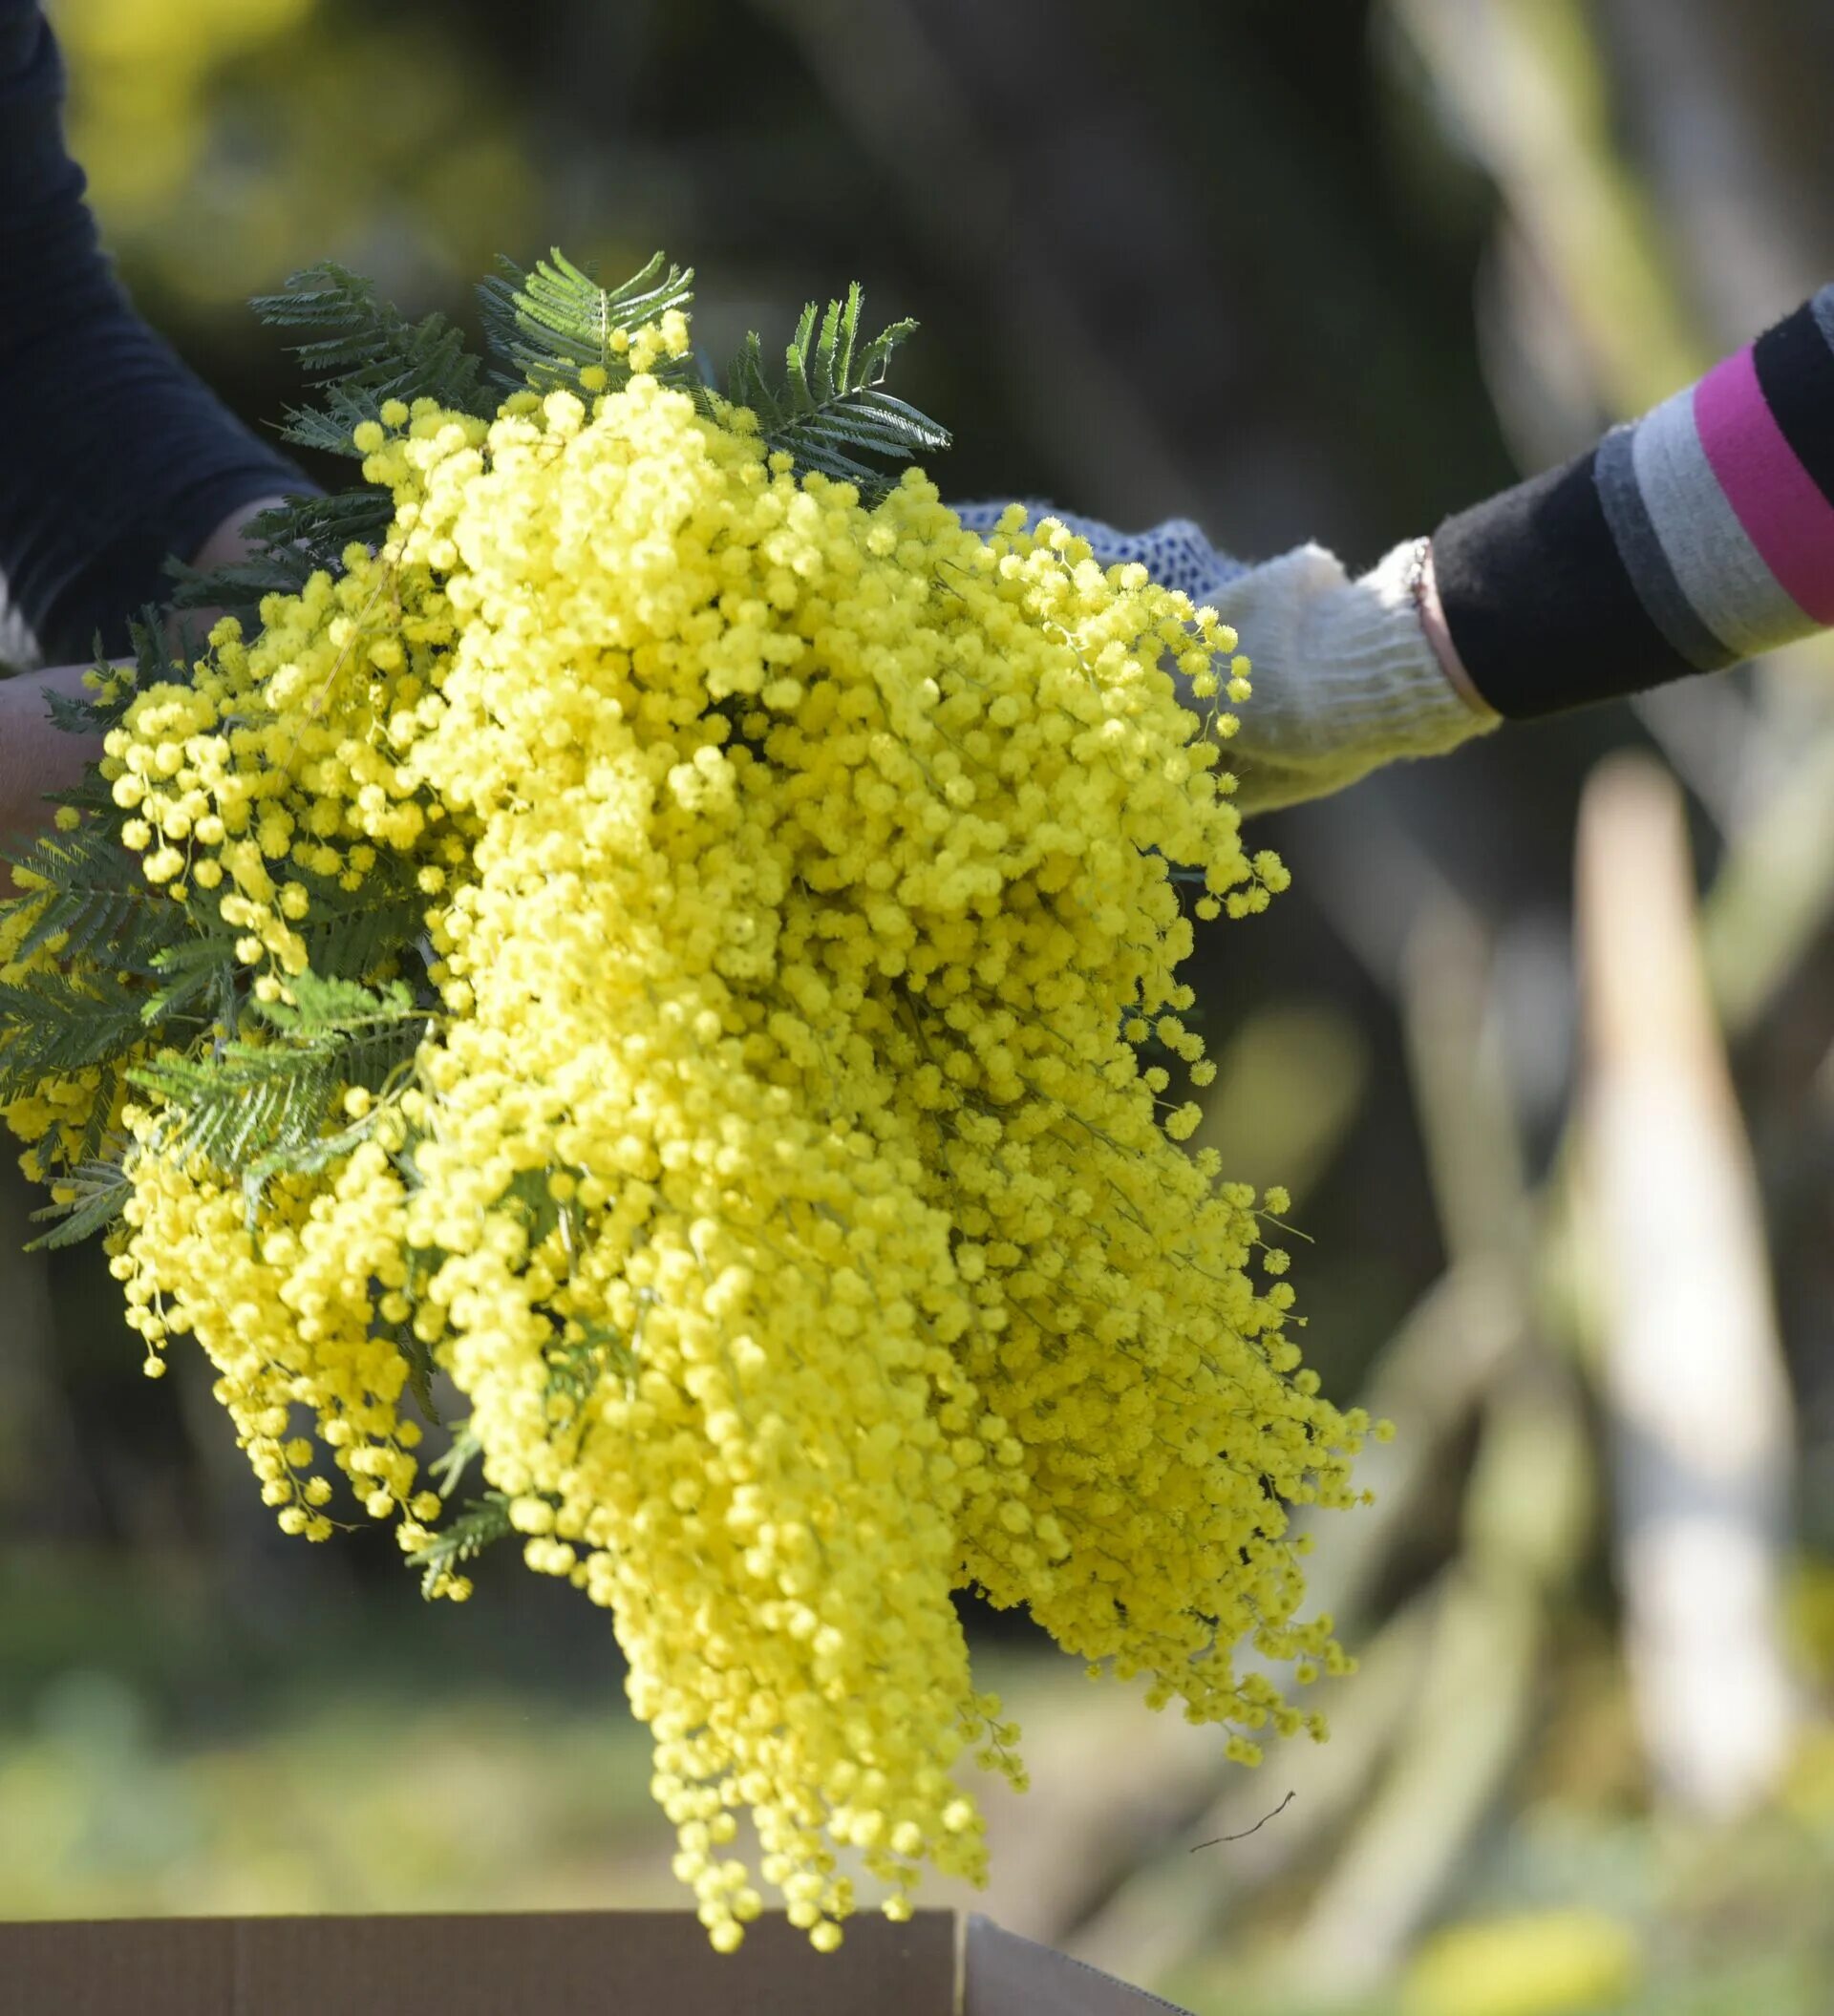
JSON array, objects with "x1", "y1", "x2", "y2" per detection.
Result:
[
  {"x1": 0, "y1": 493, "x2": 289, "y2": 897},
  {"x1": 1432, "y1": 283, "x2": 1834, "y2": 715},
  {"x1": 961, "y1": 281, "x2": 1834, "y2": 814},
  {"x1": 0, "y1": 0, "x2": 308, "y2": 669},
  {"x1": 950, "y1": 502, "x2": 1495, "y2": 814}
]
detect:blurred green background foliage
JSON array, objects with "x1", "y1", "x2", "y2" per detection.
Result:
[{"x1": 8, "y1": 2, "x2": 1834, "y2": 2010}]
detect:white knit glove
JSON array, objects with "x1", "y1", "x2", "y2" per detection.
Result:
[{"x1": 952, "y1": 504, "x2": 1498, "y2": 815}]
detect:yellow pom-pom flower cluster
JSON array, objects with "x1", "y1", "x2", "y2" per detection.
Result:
[{"x1": 0, "y1": 307, "x2": 1372, "y2": 1949}]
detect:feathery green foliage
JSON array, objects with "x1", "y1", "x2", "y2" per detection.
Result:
[
  {"x1": 167, "y1": 490, "x2": 395, "y2": 621},
  {"x1": 478, "y1": 247, "x2": 699, "y2": 398},
  {"x1": 724, "y1": 281, "x2": 950, "y2": 494},
  {"x1": 12, "y1": 826, "x2": 167, "y2": 968},
  {"x1": 27, "y1": 1155, "x2": 131, "y2": 1250},
  {"x1": 126, "y1": 974, "x2": 429, "y2": 1218},
  {"x1": 139, "y1": 935, "x2": 242, "y2": 1030},
  {"x1": 174, "y1": 247, "x2": 949, "y2": 624},
  {"x1": 254, "y1": 260, "x2": 495, "y2": 442},
  {"x1": 0, "y1": 969, "x2": 157, "y2": 1098},
  {"x1": 545, "y1": 1318, "x2": 635, "y2": 1411},
  {"x1": 172, "y1": 263, "x2": 491, "y2": 620},
  {"x1": 406, "y1": 1492, "x2": 516, "y2": 1598},
  {"x1": 428, "y1": 1421, "x2": 483, "y2": 1500},
  {"x1": 294, "y1": 868, "x2": 431, "y2": 989}
]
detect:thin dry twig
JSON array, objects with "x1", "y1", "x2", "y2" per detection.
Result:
[{"x1": 1189, "y1": 1791, "x2": 1295, "y2": 1851}]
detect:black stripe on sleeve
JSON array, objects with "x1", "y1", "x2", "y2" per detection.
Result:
[
  {"x1": 1752, "y1": 299, "x2": 1834, "y2": 514},
  {"x1": 1432, "y1": 447, "x2": 1702, "y2": 719}
]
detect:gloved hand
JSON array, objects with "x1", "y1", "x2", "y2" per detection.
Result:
[{"x1": 952, "y1": 502, "x2": 1497, "y2": 815}]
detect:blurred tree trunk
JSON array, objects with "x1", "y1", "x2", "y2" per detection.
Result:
[
  {"x1": 1577, "y1": 754, "x2": 1800, "y2": 1817},
  {"x1": 1281, "y1": 1356, "x2": 1590, "y2": 1999}
]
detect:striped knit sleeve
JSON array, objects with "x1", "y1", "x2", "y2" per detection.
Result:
[{"x1": 1432, "y1": 284, "x2": 1834, "y2": 718}]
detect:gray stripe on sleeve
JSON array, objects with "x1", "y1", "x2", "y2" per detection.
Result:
[
  {"x1": 1631, "y1": 384, "x2": 1805, "y2": 657},
  {"x1": 1593, "y1": 423, "x2": 1734, "y2": 672}
]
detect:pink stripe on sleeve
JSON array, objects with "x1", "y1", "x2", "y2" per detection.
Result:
[{"x1": 1694, "y1": 345, "x2": 1834, "y2": 626}]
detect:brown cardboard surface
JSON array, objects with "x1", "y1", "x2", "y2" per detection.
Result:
[
  {"x1": 964, "y1": 1918, "x2": 1194, "y2": 2016},
  {"x1": 0, "y1": 1909, "x2": 1196, "y2": 2014},
  {"x1": 0, "y1": 1910, "x2": 958, "y2": 2016}
]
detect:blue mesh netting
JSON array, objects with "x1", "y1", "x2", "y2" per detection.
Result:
[{"x1": 950, "y1": 499, "x2": 1248, "y2": 605}]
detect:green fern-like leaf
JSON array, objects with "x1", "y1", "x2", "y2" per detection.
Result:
[
  {"x1": 239, "y1": 1100, "x2": 382, "y2": 1199},
  {"x1": 43, "y1": 686, "x2": 103, "y2": 738},
  {"x1": 129, "y1": 1043, "x2": 341, "y2": 1172},
  {"x1": 501, "y1": 1162, "x2": 566, "y2": 1250},
  {"x1": 253, "y1": 262, "x2": 493, "y2": 440},
  {"x1": 478, "y1": 248, "x2": 698, "y2": 399},
  {"x1": 11, "y1": 828, "x2": 161, "y2": 967},
  {"x1": 723, "y1": 282, "x2": 949, "y2": 496},
  {"x1": 255, "y1": 970, "x2": 419, "y2": 1039},
  {"x1": 10, "y1": 854, "x2": 209, "y2": 1027},
  {"x1": 34, "y1": 616, "x2": 169, "y2": 741},
  {"x1": 164, "y1": 263, "x2": 497, "y2": 625},
  {"x1": 27, "y1": 1155, "x2": 132, "y2": 1250},
  {"x1": 131, "y1": 979, "x2": 426, "y2": 1173},
  {"x1": 274, "y1": 386, "x2": 395, "y2": 460},
  {"x1": 0, "y1": 970, "x2": 152, "y2": 1098},
  {"x1": 139, "y1": 933, "x2": 241, "y2": 1029},
  {"x1": 407, "y1": 1492, "x2": 516, "y2": 1599},
  {"x1": 71, "y1": 1063, "x2": 124, "y2": 1172},
  {"x1": 164, "y1": 549, "x2": 312, "y2": 623},
  {"x1": 541, "y1": 1319, "x2": 635, "y2": 1434},
  {"x1": 297, "y1": 880, "x2": 430, "y2": 994},
  {"x1": 167, "y1": 491, "x2": 395, "y2": 618},
  {"x1": 429, "y1": 1420, "x2": 482, "y2": 1499},
  {"x1": 253, "y1": 487, "x2": 396, "y2": 556},
  {"x1": 399, "y1": 1328, "x2": 443, "y2": 1428}
]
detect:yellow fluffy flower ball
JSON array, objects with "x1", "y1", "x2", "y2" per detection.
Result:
[{"x1": 1, "y1": 314, "x2": 1372, "y2": 1949}]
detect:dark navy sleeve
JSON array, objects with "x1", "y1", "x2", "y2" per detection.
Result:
[{"x1": 0, "y1": 0, "x2": 308, "y2": 666}]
